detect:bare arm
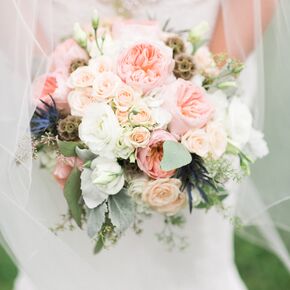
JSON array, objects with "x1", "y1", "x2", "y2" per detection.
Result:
[{"x1": 209, "y1": 0, "x2": 277, "y2": 60}]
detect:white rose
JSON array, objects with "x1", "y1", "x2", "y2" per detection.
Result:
[
  {"x1": 206, "y1": 122, "x2": 228, "y2": 160},
  {"x1": 206, "y1": 90, "x2": 228, "y2": 123},
  {"x1": 68, "y1": 87, "x2": 94, "y2": 117},
  {"x1": 79, "y1": 103, "x2": 121, "y2": 158},
  {"x1": 68, "y1": 66, "x2": 95, "y2": 88},
  {"x1": 92, "y1": 72, "x2": 121, "y2": 102},
  {"x1": 81, "y1": 157, "x2": 124, "y2": 208},
  {"x1": 227, "y1": 97, "x2": 253, "y2": 148},
  {"x1": 181, "y1": 129, "x2": 210, "y2": 157}
]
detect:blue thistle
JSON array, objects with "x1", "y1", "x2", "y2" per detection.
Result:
[
  {"x1": 30, "y1": 96, "x2": 60, "y2": 137},
  {"x1": 176, "y1": 154, "x2": 218, "y2": 213}
]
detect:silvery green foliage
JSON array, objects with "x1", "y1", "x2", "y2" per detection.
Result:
[
  {"x1": 108, "y1": 190, "x2": 135, "y2": 233},
  {"x1": 87, "y1": 202, "x2": 107, "y2": 238},
  {"x1": 75, "y1": 146, "x2": 96, "y2": 162}
]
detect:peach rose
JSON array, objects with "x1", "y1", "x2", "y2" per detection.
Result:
[
  {"x1": 115, "y1": 109, "x2": 129, "y2": 125},
  {"x1": 49, "y1": 38, "x2": 88, "y2": 74},
  {"x1": 162, "y1": 79, "x2": 213, "y2": 137},
  {"x1": 128, "y1": 127, "x2": 151, "y2": 148},
  {"x1": 33, "y1": 72, "x2": 70, "y2": 112},
  {"x1": 142, "y1": 178, "x2": 186, "y2": 215},
  {"x1": 137, "y1": 129, "x2": 176, "y2": 179},
  {"x1": 128, "y1": 105, "x2": 154, "y2": 127},
  {"x1": 117, "y1": 42, "x2": 174, "y2": 93},
  {"x1": 68, "y1": 87, "x2": 95, "y2": 116},
  {"x1": 113, "y1": 83, "x2": 140, "y2": 112},
  {"x1": 53, "y1": 156, "x2": 83, "y2": 189},
  {"x1": 181, "y1": 129, "x2": 210, "y2": 157},
  {"x1": 68, "y1": 66, "x2": 95, "y2": 88},
  {"x1": 92, "y1": 72, "x2": 121, "y2": 102},
  {"x1": 206, "y1": 122, "x2": 227, "y2": 159},
  {"x1": 112, "y1": 19, "x2": 161, "y2": 42}
]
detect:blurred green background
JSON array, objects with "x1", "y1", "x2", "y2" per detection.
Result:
[{"x1": 0, "y1": 235, "x2": 290, "y2": 290}]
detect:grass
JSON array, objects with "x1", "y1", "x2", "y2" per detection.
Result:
[{"x1": 0, "y1": 235, "x2": 289, "y2": 290}]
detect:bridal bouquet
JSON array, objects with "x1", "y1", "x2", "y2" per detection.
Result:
[{"x1": 31, "y1": 11, "x2": 268, "y2": 252}]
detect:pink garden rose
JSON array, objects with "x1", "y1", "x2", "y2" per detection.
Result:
[
  {"x1": 162, "y1": 79, "x2": 213, "y2": 137},
  {"x1": 53, "y1": 156, "x2": 83, "y2": 189},
  {"x1": 117, "y1": 42, "x2": 174, "y2": 93},
  {"x1": 112, "y1": 19, "x2": 161, "y2": 42},
  {"x1": 49, "y1": 38, "x2": 88, "y2": 74},
  {"x1": 33, "y1": 72, "x2": 70, "y2": 112},
  {"x1": 137, "y1": 129, "x2": 176, "y2": 179}
]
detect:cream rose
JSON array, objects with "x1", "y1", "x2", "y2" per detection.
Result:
[
  {"x1": 113, "y1": 83, "x2": 140, "y2": 112},
  {"x1": 114, "y1": 128, "x2": 135, "y2": 159},
  {"x1": 115, "y1": 109, "x2": 129, "y2": 125},
  {"x1": 88, "y1": 55, "x2": 114, "y2": 75},
  {"x1": 206, "y1": 122, "x2": 228, "y2": 159},
  {"x1": 92, "y1": 72, "x2": 121, "y2": 102},
  {"x1": 68, "y1": 66, "x2": 95, "y2": 88},
  {"x1": 79, "y1": 103, "x2": 121, "y2": 158},
  {"x1": 142, "y1": 178, "x2": 186, "y2": 215},
  {"x1": 127, "y1": 126, "x2": 151, "y2": 148},
  {"x1": 68, "y1": 87, "x2": 95, "y2": 116},
  {"x1": 127, "y1": 175, "x2": 149, "y2": 204},
  {"x1": 181, "y1": 129, "x2": 210, "y2": 157},
  {"x1": 129, "y1": 105, "x2": 155, "y2": 127}
]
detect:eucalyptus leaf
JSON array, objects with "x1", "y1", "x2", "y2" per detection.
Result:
[
  {"x1": 108, "y1": 190, "x2": 134, "y2": 233},
  {"x1": 160, "y1": 141, "x2": 192, "y2": 171},
  {"x1": 58, "y1": 140, "x2": 82, "y2": 157},
  {"x1": 64, "y1": 168, "x2": 83, "y2": 227},
  {"x1": 87, "y1": 202, "x2": 107, "y2": 238}
]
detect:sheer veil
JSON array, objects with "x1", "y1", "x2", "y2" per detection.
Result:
[{"x1": 0, "y1": 0, "x2": 290, "y2": 288}]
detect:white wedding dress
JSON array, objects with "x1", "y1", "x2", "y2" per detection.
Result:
[{"x1": 14, "y1": 0, "x2": 253, "y2": 289}]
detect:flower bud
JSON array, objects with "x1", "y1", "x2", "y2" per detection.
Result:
[
  {"x1": 92, "y1": 9, "x2": 100, "y2": 30},
  {"x1": 73, "y1": 22, "x2": 87, "y2": 48},
  {"x1": 188, "y1": 21, "x2": 209, "y2": 44},
  {"x1": 217, "y1": 81, "x2": 237, "y2": 90}
]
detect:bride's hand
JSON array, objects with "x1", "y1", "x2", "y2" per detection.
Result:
[{"x1": 209, "y1": 0, "x2": 277, "y2": 60}]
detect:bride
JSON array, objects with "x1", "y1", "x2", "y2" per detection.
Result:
[{"x1": 1, "y1": 1, "x2": 290, "y2": 290}]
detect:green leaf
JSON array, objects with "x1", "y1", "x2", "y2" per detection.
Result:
[
  {"x1": 160, "y1": 141, "x2": 192, "y2": 171},
  {"x1": 64, "y1": 168, "x2": 83, "y2": 227},
  {"x1": 94, "y1": 236, "x2": 104, "y2": 254},
  {"x1": 108, "y1": 190, "x2": 134, "y2": 233},
  {"x1": 87, "y1": 203, "x2": 107, "y2": 238},
  {"x1": 58, "y1": 140, "x2": 82, "y2": 157}
]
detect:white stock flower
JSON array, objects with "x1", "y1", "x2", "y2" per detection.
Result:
[
  {"x1": 206, "y1": 90, "x2": 228, "y2": 123},
  {"x1": 79, "y1": 103, "x2": 121, "y2": 158},
  {"x1": 81, "y1": 157, "x2": 124, "y2": 209},
  {"x1": 226, "y1": 97, "x2": 253, "y2": 148},
  {"x1": 246, "y1": 128, "x2": 269, "y2": 160}
]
